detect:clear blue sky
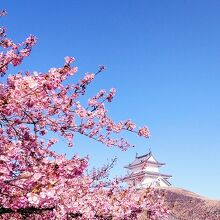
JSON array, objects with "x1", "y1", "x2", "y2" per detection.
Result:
[{"x1": 1, "y1": 0, "x2": 220, "y2": 199}]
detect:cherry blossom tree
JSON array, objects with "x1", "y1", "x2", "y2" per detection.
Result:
[{"x1": 0, "y1": 11, "x2": 169, "y2": 219}]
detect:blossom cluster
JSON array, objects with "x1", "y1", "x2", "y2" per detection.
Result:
[
  {"x1": 0, "y1": 11, "x2": 167, "y2": 220},
  {"x1": 0, "y1": 10, "x2": 37, "y2": 76}
]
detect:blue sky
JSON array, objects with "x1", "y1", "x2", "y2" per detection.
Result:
[{"x1": 1, "y1": 0, "x2": 220, "y2": 199}]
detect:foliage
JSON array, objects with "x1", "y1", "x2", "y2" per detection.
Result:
[{"x1": 0, "y1": 11, "x2": 168, "y2": 219}]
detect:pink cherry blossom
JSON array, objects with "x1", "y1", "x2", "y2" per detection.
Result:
[
  {"x1": 27, "y1": 193, "x2": 40, "y2": 206},
  {"x1": 125, "y1": 119, "x2": 136, "y2": 130},
  {"x1": 107, "y1": 88, "x2": 116, "y2": 102},
  {"x1": 65, "y1": 56, "x2": 75, "y2": 64},
  {"x1": 83, "y1": 73, "x2": 95, "y2": 84},
  {"x1": 138, "y1": 126, "x2": 150, "y2": 137},
  {"x1": 25, "y1": 35, "x2": 37, "y2": 46},
  {"x1": 0, "y1": 12, "x2": 168, "y2": 220}
]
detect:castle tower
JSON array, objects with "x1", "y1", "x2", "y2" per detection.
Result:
[{"x1": 124, "y1": 151, "x2": 172, "y2": 188}]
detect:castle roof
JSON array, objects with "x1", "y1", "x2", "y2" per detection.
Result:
[
  {"x1": 124, "y1": 151, "x2": 165, "y2": 169},
  {"x1": 124, "y1": 170, "x2": 172, "y2": 180}
]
